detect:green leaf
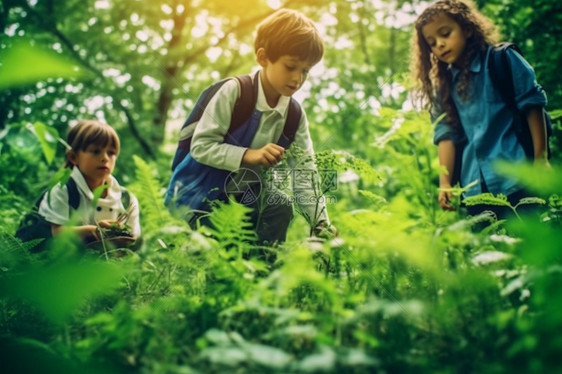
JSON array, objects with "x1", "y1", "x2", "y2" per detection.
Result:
[
  {"x1": 547, "y1": 109, "x2": 562, "y2": 120},
  {"x1": 0, "y1": 258, "x2": 124, "y2": 323},
  {"x1": 92, "y1": 184, "x2": 110, "y2": 209},
  {"x1": 31, "y1": 122, "x2": 59, "y2": 165},
  {"x1": 495, "y1": 161, "x2": 562, "y2": 196},
  {"x1": 463, "y1": 193, "x2": 512, "y2": 207},
  {"x1": 0, "y1": 40, "x2": 86, "y2": 90},
  {"x1": 43, "y1": 168, "x2": 73, "y2": 208}
]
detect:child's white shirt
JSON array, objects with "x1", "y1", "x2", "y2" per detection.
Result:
[
  {"x1": 38, "y1": 167, "x2": 141, "y2": 238},
  {"x1": 189, "y1": 72, "x2": 330, "y2": 225}
]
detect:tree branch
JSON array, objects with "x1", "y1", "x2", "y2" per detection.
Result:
[{"x1": 19, "y1": 0, "x2": 155, "y2": 158}]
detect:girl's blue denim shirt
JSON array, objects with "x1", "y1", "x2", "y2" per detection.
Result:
[{"x1": 433, "y1": 45, "x2": 547, "y2": 197}]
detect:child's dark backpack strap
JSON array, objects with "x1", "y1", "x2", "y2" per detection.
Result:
[
  {"x1": 66, "y1": 176, "x2": 80, "y2": 210},
  {"x1": 228, "y1": 72, "x2": 259, "y2": 136},
  {"x1": 121, "y1": 188, "x2": 131, "y2": 210},
  {"x1": 488, "y1": 42, "x2": 521, "y2": 110},
  {"x1": 277, "y1": 98, "x2": 302, "y2": 149},
  {"x1": 31, "y1": 177, "x2": 80, "y2": 210}
]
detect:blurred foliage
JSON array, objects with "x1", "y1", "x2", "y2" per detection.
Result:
[{"x1": 1, "y1": 0, "x2": 562, "y2": 373}]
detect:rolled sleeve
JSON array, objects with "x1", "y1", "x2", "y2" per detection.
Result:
[
  {"x1": 507, "y1": 48, "x2": 547, "y2": 112},
  {"x1": 433, "y1": 122, "x2": 465, "y2": 146}
]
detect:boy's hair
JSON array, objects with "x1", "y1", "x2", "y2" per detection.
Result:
[
  {"x1": 65, "y1": 120, "x2": 120, "y2": 168},
  {"x1": 254, "y1": 8, "x2": 324, "y2": 65},
  {"x1": 410, "y1": 0, "x2": 498, "y2": 127}
]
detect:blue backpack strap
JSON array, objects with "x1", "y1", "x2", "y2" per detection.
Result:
[
  {"x1": 232, "y1": 71, "x2": 301, "y2": 150},
  {"x1": 488, "y1": 43, "x2": 533, "y2": 159}
]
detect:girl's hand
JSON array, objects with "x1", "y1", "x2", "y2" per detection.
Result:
[
  {"x1": 534, "y1": 157, "x2": 551, "y2": 168},
  {"x1": 438, "y1": 187, "x2": 456, "y2": 211}
]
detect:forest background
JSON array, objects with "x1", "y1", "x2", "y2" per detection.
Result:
[{"x1": 1, "y1": 0, "x2": 562, "y2": 373}]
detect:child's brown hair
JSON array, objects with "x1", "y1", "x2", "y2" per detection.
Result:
[
  {"x1": 254, "y1": 9, "x2": 324, "y2": 65},
  {"x1": 65, "y1": 120, "x2": 120, "y2": 168}
]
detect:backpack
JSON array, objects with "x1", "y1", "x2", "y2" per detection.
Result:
[
  {"x1": 488, "y1": 42, "x2": 553, "y2": 160},
  {"x1": 166, "y1": 72, "x2": 302, "y2": 211},
  {"x1": 15, "y1": 177, "x2": 132, "y2": 252},
  {"x1": 450, "y1": 43, "x2": 553, "y2": 186},
  {"x1": 171, "y1": 71, "x2": 302, "y2": 171},
  {"x1": 15, "y1": 177, "x2": 80, "y2": 252}
]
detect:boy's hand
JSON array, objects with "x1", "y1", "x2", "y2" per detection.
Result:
[
  {"x1": 313, "y1": 221, "x2": 338, "y2": 239},
  {"x1": 242, "y1": 143, "x2": 285, "y2": 168},
  {"x1": 97, "y1": 219, "x2": 119, "y2": 228}
]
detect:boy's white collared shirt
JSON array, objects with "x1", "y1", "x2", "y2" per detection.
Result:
[
  {"x1": 189, "y1": 71, "x2": 329, "y2": 224},
  {"x1": 38, "y1": 167, "x2": 141, "y2": 238}
]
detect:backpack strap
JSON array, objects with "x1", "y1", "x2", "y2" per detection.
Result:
[
  {"x1": 121, "y1": 189, "x2": 131, "y2": 210},
  {"x1": 278, "y1": 98, "x2": 302, "y2": 149},
  {"x1": 488, "y1": 43, "x2": 533, "y2": 158},
  {"x1": 32, "y1": 176, "x2": 80, "y2": 211},
  {"x1": 66, "y1": 177, "x2": 80, "y2": 210},
  {"x1": 488, "y1": 42, "x2": 521, "y2": 111},
  {"x1": 228, "y1": 72, "x2": 259, "y2": 135}
]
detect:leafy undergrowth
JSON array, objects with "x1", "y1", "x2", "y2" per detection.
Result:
[{"x1": 2, "y1": 156, "x2": 561, "y2": 374}]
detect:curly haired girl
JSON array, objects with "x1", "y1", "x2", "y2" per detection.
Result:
[{"x1": 411, "y1": 0, "x2": 549, "y2": 220}]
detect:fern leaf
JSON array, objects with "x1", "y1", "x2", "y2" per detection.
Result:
[
  {"x1": 516, "y1": 197, "x2": 546, "y2": 206},
  {"x1": 129, "y1": 155, "x2": 176, "y2": 233},
  {"x1": 207, "y1": 201, "x2": 256, "y2": 252},
  {"x1": 463, "y1": 193, "x2": 512, "y2": 207},
  {"x1": 0, "y1": 231, "x2": 35, "y2": 267}
]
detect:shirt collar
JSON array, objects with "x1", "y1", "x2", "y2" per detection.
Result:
[
  {"x1": 255, "y1": 70, "x2": 290, "y2": 117},
  {"x1": 449, "y1": 49, "x2": 483, "y2": 81},
  {"x1": 71, "y1": 166, "x2": 118, "y2": 200}
]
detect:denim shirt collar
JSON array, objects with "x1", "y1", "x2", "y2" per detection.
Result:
[{"x1": 449, "y1": 49, "x2": 484, "y2": 82}]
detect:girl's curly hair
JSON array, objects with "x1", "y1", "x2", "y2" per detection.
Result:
[{"x1": 410, "y1": 0, "x2": 498, "y2": 127}]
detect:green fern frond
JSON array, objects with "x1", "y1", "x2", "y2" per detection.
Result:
[
  {"x1": 463, "y1": 193, "x2": 512, "y2": 207},
  {"x1": 516, "y1": 197, "x2": 547, "y2": 207},
  {"x1": 0, "y1": 231, "x2": 35, "y2": 267},
  {"x1": 129, "y1": 155, "x2": 176, "y2": 233},
  {"x1": 207, "y1": 200, "x2": 256, "y2": 252},
  {"x1": 358, "y1": 190, "x2": 388, "y2": 208}
]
